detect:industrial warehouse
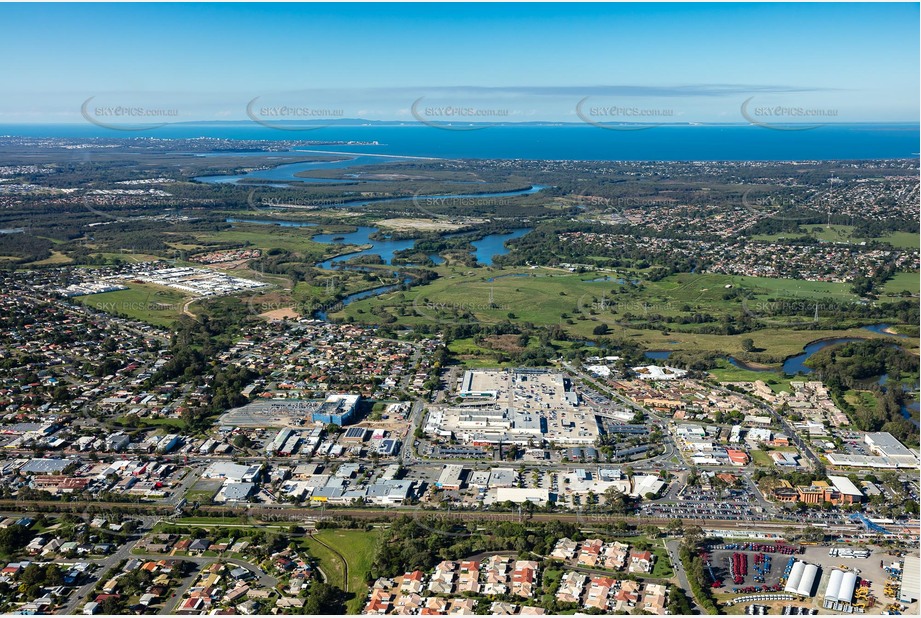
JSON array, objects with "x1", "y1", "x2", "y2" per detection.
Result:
[
  {"x1": 784, "y1": 561, "x2": 820, "y2": 598},
  {"x1": 823, "y1": 569, "x2": 859, "y2": 612}
]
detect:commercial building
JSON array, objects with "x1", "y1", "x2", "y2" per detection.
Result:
[
  {"x1": 631, "y1": 365, "x2": 688, "y2": 380},
  {"x1": 343, "y1": 427, "x2": 369, "y2": 442},
  {"x1": 865, "y1": 433, "x2": 919, "y2": 466},
  {"x1": 278, "y1": 434, "x2": 301, "y2": 457},
  {"x1": 311, "y1": 394, "x2": 360, "y2": 426},
  {"x1": 631, "y1": 475, "x2": 666, "y2": 498},
  {"x1": 366, "y1": 480, "x2": 415, "y2": 505},
  {"x1": 488, "y1": 468, "x2": 518, "y2": 488},
  {"x1": 784, "y1": 561, "x2": 806, "y2": 594},
  {"x1": 459, "y1": 371, "x2": 500, "y2": 399},
  {"x1": 219, "y1": 482, "x2": 255, "y2": 503},
  {"x1": 827, "y1": 432, "x2": 921, "y2": 470},
  {"x1": 203, "y1": 462, "x2": 262, "y2": 483},
  {"x1": 494, "y1": 487, "x2": 550, "y2": 505},
  {"x1": 726, "y1": 449, "x2": 750, "y2": 466},
  {"x1": 825, "y1": 453, "x2": 918, "y2": 469},
  {"x1": 770, "y1": 451, "x2": 799, "y2": 467},
  {"x1": 156, "y1": 434, "x2": 180, "y2": 454},
  {"x1": 827, "y1": 475, "x2": 864, "y2": 503},
  {"x1": 430, "y1": 370, "x2": 599, "y2": 446},
  {"x1": 266, "y1": 429, "x2": 294, "y2": 455},
  {"x1": 436, "y1": 465, "x2": 466, "y2": 491},
  {"x1": 377, "y1": 439, "x2": 401, "y2": 457},
  {"x1": 19, "y1": 458, "x2": 71, "y2": 475}
]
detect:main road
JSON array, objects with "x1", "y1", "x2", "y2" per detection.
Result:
[{"x1": 665, "y1": 539, "x2": 705, "y2": 615}]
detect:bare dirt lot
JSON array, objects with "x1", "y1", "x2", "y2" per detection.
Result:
[
  {"x1": 374, "y1": 218, "x2": 467, "y2": 231},
  {"x1": 260, "y1": 306, "x2": 300, "y2": 320}
]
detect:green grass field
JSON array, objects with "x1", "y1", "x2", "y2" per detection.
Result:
[
  {"x1": 750, "y1": 450, "x2": 774, "y2": 467},
  {"x1": 28, "y1": 250, "x2": 74, "y2": 266},
  {"x1": 753, "y1": 224, "x2": 920, "y2": 250},
  {"x1": 334, "y1": 268, "x2": 913, "y2": 360},
  {"x1": 338, "y1": 268, "x2": 858, "y2": 327},
  {"x1": 883, "y1": 272, "x2": 920, "y2": 296},
  {"x1": 193, "y1": 225, "x2": 343, "y2": 258},
  {"x1": 76, "y1": 283, "x2": 189, "y2": 327},
  {"x1": 184, "y1": 479, "x2": 222, "y2": 504},
  {"x1": 707, "y1": 360, "x2": 793, "y2": 392},
  {"x1": 303, "y1": 529, "x2": 381, "y2": 613},
  {"x1": 600, "y1": 536, "x2": 673, "y2": 578},
  {"x1": 844, "y1": 390, "x2": 877, "y2": 410}
]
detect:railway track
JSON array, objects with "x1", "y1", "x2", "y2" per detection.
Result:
[{"x1": 0, "y1": 500, "x2": 862, "y2": 534}]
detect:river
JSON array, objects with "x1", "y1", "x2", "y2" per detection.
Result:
[{"x1": 781, "y1": 324, "x2": 912, "y2": 375}]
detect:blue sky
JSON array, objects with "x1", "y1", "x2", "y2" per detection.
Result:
[{"x1": 2, "y1": 2, "x2": 918, "y2": 123}]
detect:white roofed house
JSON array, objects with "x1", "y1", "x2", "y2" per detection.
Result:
[
  {"x1": 602, "y1": 541, "x2": 630, "y2": 571},
  {"x1": 550, "y1": 538, "x2": 578, "y2": 561},
  {"x1": 556, "y1": 571, "x2": 587, "y2": 604},
  {"x1": 428, "y1": 560, "x2": 457, "y2": 594},
  {"x1": 482, "y1": 555, "x2": 511, "y2": 595}
]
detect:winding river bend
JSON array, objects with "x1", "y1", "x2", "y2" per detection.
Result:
[
  {"x1": 216, "y1": 152, "x2": 545, "y2": 267},
  {"x1": 781, "y1": 325, "x2": 909, "y2": 375},
  {"x1": 215, "y1": 153, "x2": 545, "y2": 318},
  {"x1": 194, "y1": 154, "x2": 408, "y2": 185}
]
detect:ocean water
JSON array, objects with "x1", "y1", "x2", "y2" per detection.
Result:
[{"x1": 1, "y1": 123, "x2": 918, "y2": 161}]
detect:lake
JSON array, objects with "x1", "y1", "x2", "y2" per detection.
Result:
[
  {"x1": 315, "y1": 226, "x2": 531, "y2": 268},
  {"x1": 313, "y1": 227, "x2": 444, "y2": 269},
  {"x1": 224, "y1": 217, "x2": 531, "y2": 269}
]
